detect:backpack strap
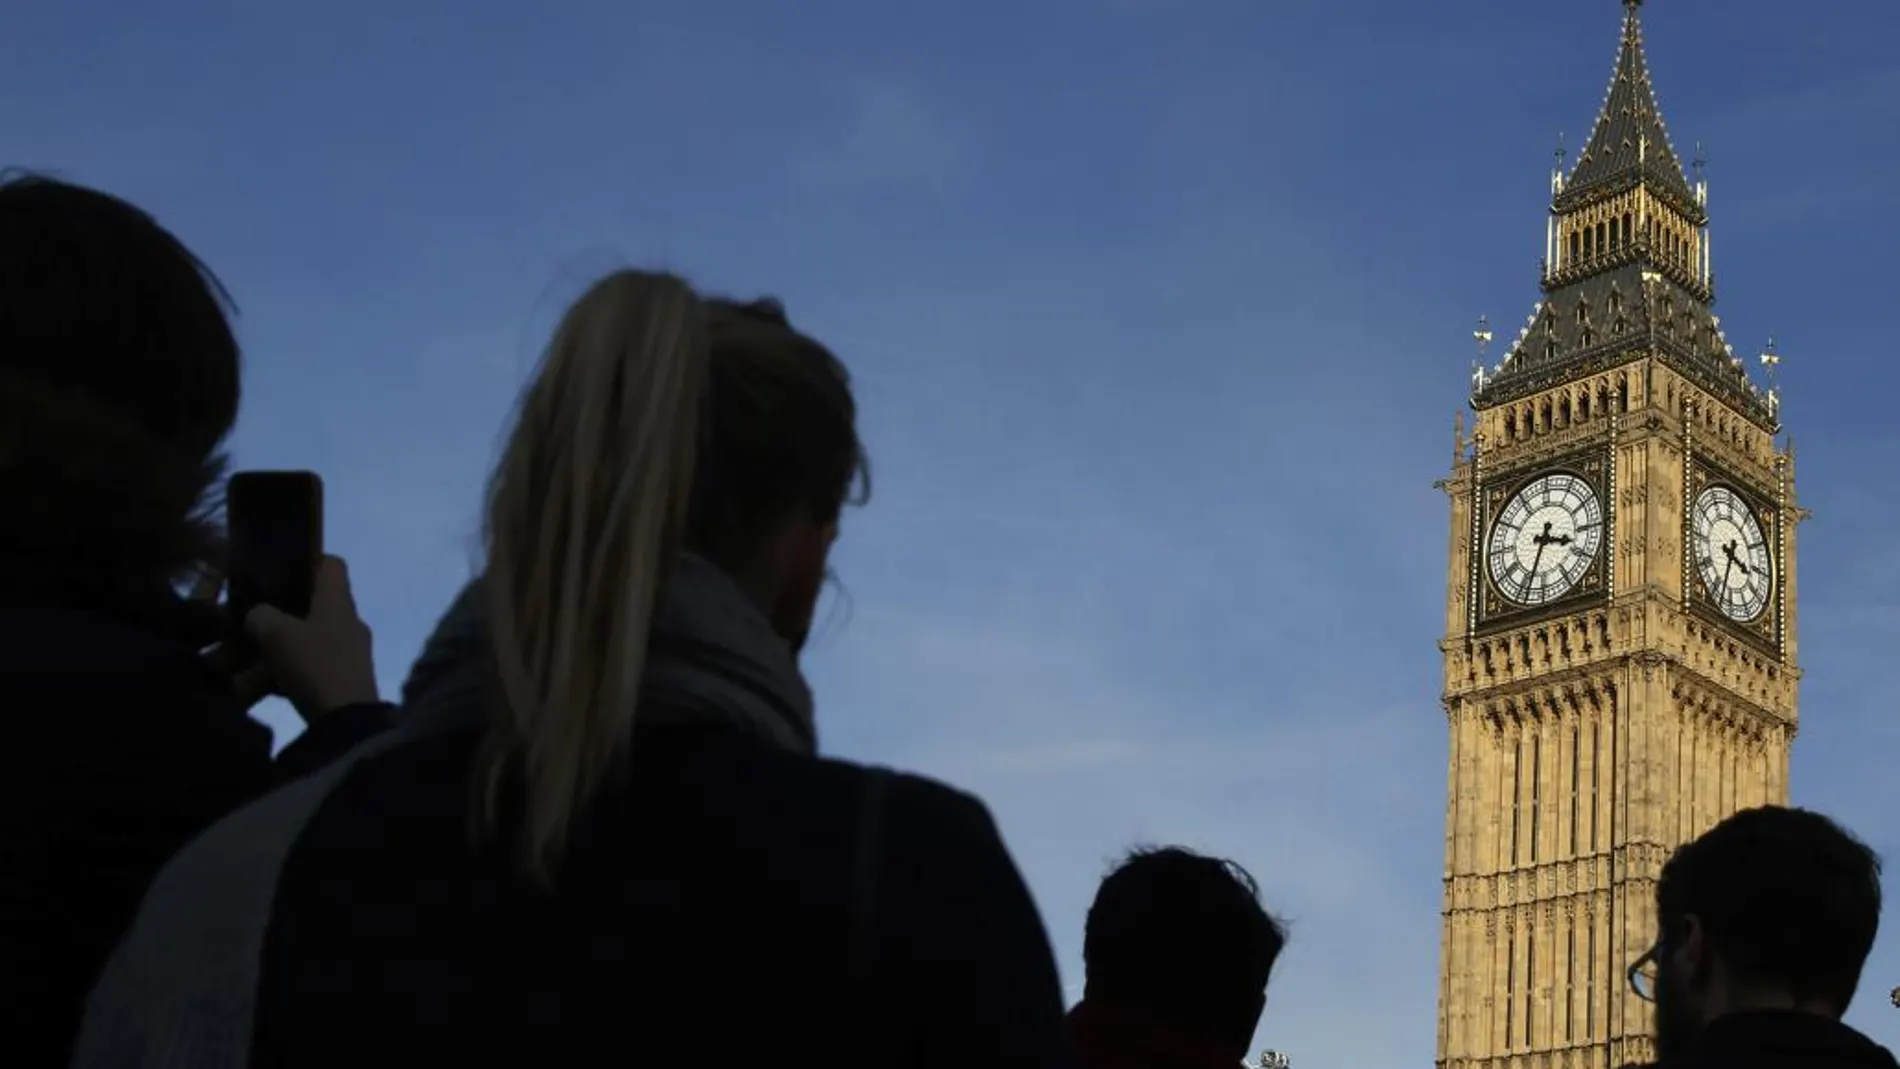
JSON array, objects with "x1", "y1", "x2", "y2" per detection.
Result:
[
  {"x1": 846, "y1": 768, "x2": 891, "y2": 985},
  {"x1": 71, "y1": 722, "x2": 425, "y2": 1069}
]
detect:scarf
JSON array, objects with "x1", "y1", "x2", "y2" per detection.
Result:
[
  {"x1": 71, "y1": 554, "x2": 818, "y2": 1069},
  {"x1": 402, "y1": 552, "x2": 816, "y2": 752}
]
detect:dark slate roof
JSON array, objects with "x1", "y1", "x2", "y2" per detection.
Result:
[
  {"x1": 1558, "y1": 1, "x2": 1703, "y2": 220},
  {"x1": 1472, "y1": 264, "x2": 1777, "y2": 430}
]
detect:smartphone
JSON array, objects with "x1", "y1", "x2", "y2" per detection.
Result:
[{"x1": 226, "y1": 471, "x2": 324, "y2": 626}]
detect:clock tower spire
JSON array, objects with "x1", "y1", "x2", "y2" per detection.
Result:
[{"x1": 1436, "y1": 5, "x2": 1800, "y2": 1068}]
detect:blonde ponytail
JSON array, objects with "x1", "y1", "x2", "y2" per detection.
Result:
[{"x1": 476, "y1": 270, "x2": 707, "y2": 884}]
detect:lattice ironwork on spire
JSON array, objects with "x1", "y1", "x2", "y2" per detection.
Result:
[{"x1": 1557, "y1": 0, "x2": 1704, "y2": 222}]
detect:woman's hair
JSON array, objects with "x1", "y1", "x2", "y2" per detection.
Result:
[
  {"x1": 478, "y1": 269, "x2": 869, "y2": 882},
  {"x1": 0, "y1": 172, "x2": 241, "y2": 625}
]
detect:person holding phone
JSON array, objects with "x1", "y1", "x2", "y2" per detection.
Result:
[
  {"x1": 74, "y1": 274, "x2": 1070, "y2": 1069},
  {"x1": 0, "y1": 174, "x2": 394, "y2": 1067}
]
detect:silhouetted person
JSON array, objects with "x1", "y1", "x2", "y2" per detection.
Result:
[
  {"x1": 1629, "y1": 805, "x2": 1896, "y2": 1068},
  {"x1": 1070, "y1": 847, "x2": 1287, "y2": 1069},
  {"x1": 0, "y1": 173, "x2": 390, "y2": 1067},
  {"x1": 74, "y1": 272, "x2": 1071, "y2": 1069}
]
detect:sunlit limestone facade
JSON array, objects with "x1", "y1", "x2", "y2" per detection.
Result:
[{"x1": 1433, "y1": 4, "x2": 1802, "y2": 1068}]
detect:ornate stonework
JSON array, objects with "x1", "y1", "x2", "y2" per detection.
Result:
[{"x1": 1436, "y1": 6, "x2": 1800, "y2": 1069}]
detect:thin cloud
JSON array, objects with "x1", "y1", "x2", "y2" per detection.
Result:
[{"x1": 789, "y1": 79, "x2": 968, "y2": 198}]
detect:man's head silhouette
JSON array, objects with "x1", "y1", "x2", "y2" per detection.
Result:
[
  {"x1": 0, "y1": 172, "x2": 240, "y2": 462},
  {"x1": 1081, "y1": 846, "x2": 1287, "y2": 1059},
  {"x1": 1633, "y1": 806, "x2": 1881, "y2": 1061},
  {"x1": 0, "y1": 172, "x2": 241, "y2": 625}
]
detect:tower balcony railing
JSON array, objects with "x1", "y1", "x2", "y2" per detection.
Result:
[{"x1": 1541, "y1": 236, "x2": 1711, "y2": 302}]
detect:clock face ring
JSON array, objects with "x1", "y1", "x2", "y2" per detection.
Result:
[
  {"x1": 1691, "y1": 485, "x2": 1773, "y2": 622},
  {"x1": 1486, "y1": 472, "x2": 1605, "y2": 607}
]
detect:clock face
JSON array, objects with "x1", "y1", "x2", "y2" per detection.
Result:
[
  {"x1": 1487, "y1": 473, "x2": 1605, "y2": 607},
  {"x1": 1691, "y1": 486, "x2": 1773, "y2": 622}
]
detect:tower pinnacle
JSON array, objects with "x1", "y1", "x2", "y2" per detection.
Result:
[
  {"x1": 1558, "y1": 0, "x2": 1700, "y2": 219},
  {"x1": 1475, "y1": 0, "x2": 1774, "y2": 431}
]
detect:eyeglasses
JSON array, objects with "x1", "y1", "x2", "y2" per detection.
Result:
[{"x1": 1628, "y1": 942, "x2": 1661, "y2": 1003}]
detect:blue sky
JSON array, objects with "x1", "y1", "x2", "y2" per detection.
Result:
[{"x1": 8, "y1": 0, "x2": 1900, "y2": 1062}]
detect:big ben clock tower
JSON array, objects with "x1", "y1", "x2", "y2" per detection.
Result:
[{"x1": 1435, "y1": 4, "x2": 1802, "y2": 1069}]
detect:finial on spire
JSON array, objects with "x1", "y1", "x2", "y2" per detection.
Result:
[
  {"x1": 1470, "y1": 316, "x2": 1494, "y2": 393},
  {"x1": 1759, "y1": 336, "x2": 1784, "y2": 418},
  {"x1": 1693, "y1": 141, "x2": 1707, "y2": 180}
]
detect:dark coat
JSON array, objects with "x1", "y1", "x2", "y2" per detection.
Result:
[
  {"x1": 247, "y1": 719, "x2": 1072, "y2": 1069},
  {"x1": 1067, "y1": 999, "x2": 1247, "y2": 1069},
  {"x1": 0, "y1": 601, "x2": 390, "y2": 1068},
  {"x1": 1659, "y1": 1009, "x2": 1900, "y2": 1069}
]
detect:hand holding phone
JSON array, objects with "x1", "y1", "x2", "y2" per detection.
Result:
[
  {"x1": 223, "y1": 472, "x2": 380, "y2": 721},
  {"x1": 244, "y1": 556, "x2": 381, "y2": 722}
]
